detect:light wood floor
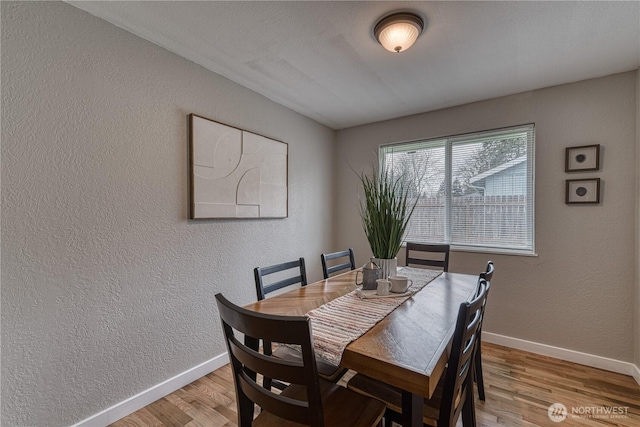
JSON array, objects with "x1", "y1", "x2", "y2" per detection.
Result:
[{"x1": 110, "y1": 343, "x2": 640, "y2": 427}]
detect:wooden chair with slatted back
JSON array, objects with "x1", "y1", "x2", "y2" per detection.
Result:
[
  {"x1": 215, "y1": 294, "x2": 386, "y2": 427},
  {"x1": 405, "y1": 243, "x2": 450, "y2": 272},
  {"x1": 347, "y1": 280, "x2": 488, "y2": 427},
  {"x1": 475, "y1": 261, "x2": 494, "y2": 401},
  {"x1": 321, "y1": 248, "x2": 356, "y2": 279},
  {"x1": 254, "y1": 258, "x2": 346, "y2": 388},
  {"x1": 254, "y1": 258, "x2": 308, "y2": 301}
]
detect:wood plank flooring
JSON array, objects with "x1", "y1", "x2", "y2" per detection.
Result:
[{"x1": 110, "y1": 343, "x2": 640, "y2": 427}]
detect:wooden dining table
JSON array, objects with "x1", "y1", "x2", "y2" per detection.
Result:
[{"x1": 243, "y1": 267, "x2": 479, "y2": 427}]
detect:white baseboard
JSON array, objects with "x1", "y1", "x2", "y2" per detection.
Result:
[
  {"x1": 71, "y1": 352, "x2": 230, "y2": 427},
  {"x1": 633, "y1": 363, "x2": 640, "y2": 386},
  {"x1": 71, "y1": 334, "x2": 640, "y2": 426},
  {"x1": 483, "y1": 332, "x2": 640, "y2": 386}
]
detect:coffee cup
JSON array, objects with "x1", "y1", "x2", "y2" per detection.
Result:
[
  {"x1": 376, "y1": 279, "x2": 392, "y2": 296},
  {"x1": 389, "y1": 275, "x2": 413, "y2": 293}
]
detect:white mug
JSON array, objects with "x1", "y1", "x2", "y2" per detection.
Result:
[
  {"x1": 389, "y1": 275, "x2": 413, "y2": 293},
  {"x1": 376, "y1": 279, "x2": 392, "y2": 296}
]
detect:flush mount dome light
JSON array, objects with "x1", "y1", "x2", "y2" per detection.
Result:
[{"x1": 374, "y1": 12, "x2": 424, "y2": 53}]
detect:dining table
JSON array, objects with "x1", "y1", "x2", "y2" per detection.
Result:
[{"x1": 243, "y1": 266, "x2": 479, "y2": 427}]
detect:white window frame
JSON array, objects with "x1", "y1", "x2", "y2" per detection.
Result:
[{"x1": 380, "y1": 124, "x2": 536, "y2": 256}]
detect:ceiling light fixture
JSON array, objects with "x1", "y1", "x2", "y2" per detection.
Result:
[{"x1": 374, "y1": 12, "x2": 424, "y2": 53}]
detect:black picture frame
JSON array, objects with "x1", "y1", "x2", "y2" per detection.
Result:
[
  {"x1": 565, "y1": 144, "x2": 600, "y2": 172},
  {"x1": 565, "y1": 178, "x2": 600, "y2": 204}
]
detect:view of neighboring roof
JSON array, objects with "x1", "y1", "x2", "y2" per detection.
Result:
[{"x1": 469, "y1": 156, "x2": 527, "y2": 184}]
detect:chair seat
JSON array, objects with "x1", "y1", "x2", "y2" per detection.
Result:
[
  {"x1": 273, "y1": 345, "x2": 348, "y2": 382},
  {"x1": 347, "y1": 373, "x2": 446, "y2": 426},
  {"x1": 254, "y1": 378, "x2": 386, "y2": 427}
]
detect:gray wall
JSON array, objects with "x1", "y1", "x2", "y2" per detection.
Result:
[
  {"x1": 636, "y1": 69, "x2": 640, "y2": 370},
  {"x1": 2, "y1": 2, "x2": 639, "y2": 427},
  {"x1": 1, "y1": 2, "x2": 335, "y2": 426},
  {"x1": 336, "y1": 72, "x2": 637, "y2": 363}
]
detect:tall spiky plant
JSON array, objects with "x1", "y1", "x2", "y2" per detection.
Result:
[{"x1": 358, "y1": 166, "x2": 418, "y2": 259}]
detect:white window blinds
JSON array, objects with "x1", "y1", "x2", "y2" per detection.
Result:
[{"x1": 381, "y1": 124, "x2": 535, "y2": 254}]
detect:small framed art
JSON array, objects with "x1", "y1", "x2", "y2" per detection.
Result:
[
  {"x1": 565, "y1": 144, "x2": 600, "y2": 172},
  {"x1": 565, "y1": 178, "x2": 600, "y2": 204}
]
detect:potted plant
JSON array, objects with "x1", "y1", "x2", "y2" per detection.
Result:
[{"x1": 358, "y1": 164, "x2": 418, "y2": 279}]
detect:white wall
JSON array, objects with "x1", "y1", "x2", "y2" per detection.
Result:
[
  {"x1": 336, "y1": 72, "x2": 637, "y2": 363},
  {"x1": 1, "y1": 2, "x2": 335, "y2": 426}
]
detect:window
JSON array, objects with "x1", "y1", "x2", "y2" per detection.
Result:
[{"x1": 381, "y1": 124, "x2": 535, "y2": 254}]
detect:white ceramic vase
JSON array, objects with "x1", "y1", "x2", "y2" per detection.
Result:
[{"x1": 373, "y1": 257, "x2": 397, "y2": 279}]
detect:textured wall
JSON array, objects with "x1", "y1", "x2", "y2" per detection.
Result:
[
  {"x1": 1, "y1": 2, "x2": 335, "y2": 426},
  {"x1": 336, "y1": 72, "x2": 637, "y2": 363}
]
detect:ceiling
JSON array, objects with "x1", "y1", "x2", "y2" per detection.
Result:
[{"x1": 67, "y1": 1, "x2": 640, "y2": 130}]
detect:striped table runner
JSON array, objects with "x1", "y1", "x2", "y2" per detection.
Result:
[{"x1": 307, "y1": 267, "x2": 442, "y2": 366}]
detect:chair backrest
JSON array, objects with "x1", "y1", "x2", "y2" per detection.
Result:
[
  {"x1": 215, "y1": 293, "x2": 324, "y2": 427},
  {"x1": 476, "y1": 261, "x2": 494, "y2": 332},
  {"x1": 321, "y1": 248, "x2": 356, "y2": 279},
  {"x1": 254, "y1": 258, "x2": 308, "y2": 301},
  {"x1": 438, "y1": 279, "x2": 487, "y2": 426},
  {"x1": 405, "y1": 242, "x2": 450, "y2": 271},
  {"x1": 480, "y1": 260, "x2": 494, "y2": 282}
]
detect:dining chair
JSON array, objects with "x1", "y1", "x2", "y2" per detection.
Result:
[
  {"x1": 346, "y1": 279, "x2": 488, "y2": 427},
  {"x1": 254, "y1": 258, "x2": 308, "y2": 301},
  {"x1": 405, "y1": 242, "x2": 450, "y2": 272},
  {"x1": 321, "y1": 248, "x2": 356, "y2": 279},
  {"x1": 215, "y1": 293, "x2": 386, "y2": 427},
  {"x1": 474, "y1": 261, "x2": 494, "y2": 401},
  {"x1": 254, "y1": 258, "x2": 346, "y2": 388}
]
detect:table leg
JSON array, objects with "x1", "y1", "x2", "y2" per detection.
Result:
[{"x1": 401, "y1": 390, "x2": 423, "y2": 427}]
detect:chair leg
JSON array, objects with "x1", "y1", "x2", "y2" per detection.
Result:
[
  {"x1": 237, "y1": 390, "x2": 255, "y2": 427},
  {"x1": 260, "y1": 340, "x2": 291, "y2": 391},
  {"x1": 263, "y1": 377, "x2": 273, "y2": 391},
  {"x1": 461, "y1": 386, "x2": 477, "y2": 427},
  {"x1": 475, "y1": 341, "x2": 486, "y2": 401}
]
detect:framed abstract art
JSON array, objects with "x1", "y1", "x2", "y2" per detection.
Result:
[
  {"x1": 565, "y1": 144, "x2": 600, "y2": 172},
  {"x1": 189, "y1": 114, "x2": 288, "y2": 219},
  {"x1": 565, "y1": 178, "x2": 600, "y2": 204}
]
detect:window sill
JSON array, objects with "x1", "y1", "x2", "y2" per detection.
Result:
[
  {"x1": 401, "y1": 242, "x2": 537, "y2": 257},
  {"x1": 450, "y1": 245, "x2": 538, "y2": 257}
]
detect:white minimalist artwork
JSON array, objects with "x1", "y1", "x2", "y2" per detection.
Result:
[{"x1": 189, "y1": 114, "x2": 288, "y2": 219}]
